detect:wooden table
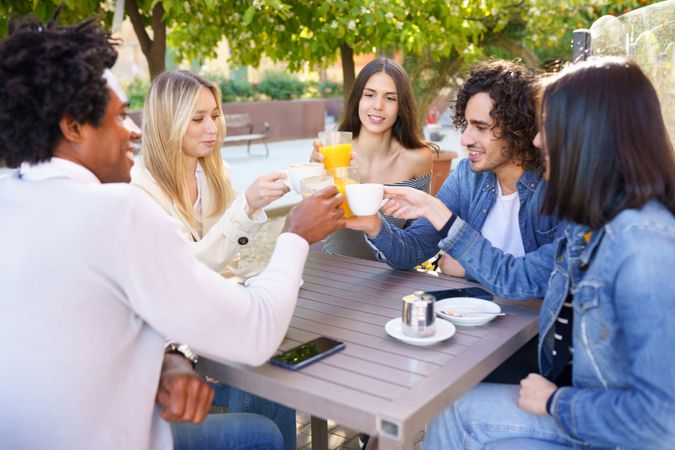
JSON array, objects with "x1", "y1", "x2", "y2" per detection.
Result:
[{"x1": 199, "y1": 252, "x2": 540, "y2": 450}]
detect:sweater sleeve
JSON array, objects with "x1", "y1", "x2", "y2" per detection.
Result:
[{"x1": 121, "y1": 193, "x2": 307, "y2": 366}]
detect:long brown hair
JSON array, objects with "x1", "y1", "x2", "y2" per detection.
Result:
[
  {"x1": 541, "y1": 57, "x2": 675, "y2": 228},
  {"x1": 339, "y1": 58, "x2": 437, "y2": 152}
]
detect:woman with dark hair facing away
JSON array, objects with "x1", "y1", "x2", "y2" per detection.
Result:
[
  {"x1": 379, "y1": 57, "x2": 675, "y2": 449},
  {"x1": 311, "y1": 57, "x2": 437, "y2": 259}
]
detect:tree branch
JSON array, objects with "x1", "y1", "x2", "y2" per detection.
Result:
[
  {"x1": 151, "y1": 1, "x2": 166, "y2": 44},
  {"x1": 125, "y1": 0, "x2": 151, "y2": 55}
]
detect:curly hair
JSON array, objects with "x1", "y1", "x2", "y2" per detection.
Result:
[
  {"x1": 0, "y1": 13, "x2": 118, "y2": 167},
  {"x1": 453, "y1": 60, "x2": 541, "y2": 171}
]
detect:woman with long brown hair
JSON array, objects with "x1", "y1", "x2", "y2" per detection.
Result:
[{"x1": 312, "y1": 58, "x2": 437, "y2": 259}]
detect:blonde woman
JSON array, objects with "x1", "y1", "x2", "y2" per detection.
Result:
[
  {"x1": 132, "y1": 70, "x2": 289, "y2": 279},
  {"x1": 131, "y1": 70, "x2": 296, "y2": 450}
]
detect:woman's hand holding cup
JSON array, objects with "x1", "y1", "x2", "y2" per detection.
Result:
[
  {"x1": 310, "y1": 139, "x2": 356, "y2": 165},
  {"x1": 244, "y1": 171, "x2": 290, "y2": 212}
]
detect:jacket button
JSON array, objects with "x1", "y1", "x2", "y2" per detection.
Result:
[{"x1": 237, "y1": 237, "x2": 249, "y2": 245}]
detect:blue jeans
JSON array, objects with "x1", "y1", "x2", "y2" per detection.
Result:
[
  {"x1": 423, "y1": 383, "x2": 576, "y2": 449},
  {"x1": 171, "y1": 413, "x2": 282, "y2": 450},
  {"x1": 213, "y1": 383, "x2": 296, "y2": 450}
]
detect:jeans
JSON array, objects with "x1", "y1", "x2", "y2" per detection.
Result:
[
  {"x1": 171, "y1": 413, "x2": 282, "y2": 450},
  {"x1": 423, "y1": 383, "x2": 577, "y2": 450},
  {"x1": 213, "y1": 382, "x2": 296, "y2": 450}
]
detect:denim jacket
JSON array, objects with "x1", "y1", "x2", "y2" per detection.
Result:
[
  {"x1": 369, "y1": 158, "x2": 558, "y2": 269},
  {"x1": 442, "y1": 200, "x2": 675, "y2": 449}
]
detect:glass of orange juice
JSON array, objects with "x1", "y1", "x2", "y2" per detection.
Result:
[
  {"x1": 327, "y1": 166, "x2": 359, "y2": 217},
  {"x1": 319, "y1": 131, "x2": 352, "y2": 169}
]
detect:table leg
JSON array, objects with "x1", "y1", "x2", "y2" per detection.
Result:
[{"x1": 310, "y1": 416, "x2": 329, "y2": 450}]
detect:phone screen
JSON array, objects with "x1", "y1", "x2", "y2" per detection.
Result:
[
  {"x1": 426, "y1": 287, "x2": 494, "y2": 301},
  {"x1": 270, "y1": 337, "x2": 346, "y2": 371}
]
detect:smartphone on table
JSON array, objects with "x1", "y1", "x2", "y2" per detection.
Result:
[
  {"x1": 425, "y1": 287, "x2": 494, "y2": 301},
  {"x1": 269, "y1": 336, "x2": 346, "y2": 371}
]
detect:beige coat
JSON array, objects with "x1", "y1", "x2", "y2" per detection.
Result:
[{"x1": 130, "y1": 161, "x2": 266, "y2": 279}]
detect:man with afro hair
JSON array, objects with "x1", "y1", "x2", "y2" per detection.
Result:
[{"x1": 0, "y1": 12, "x2": 344, "y2": 450}]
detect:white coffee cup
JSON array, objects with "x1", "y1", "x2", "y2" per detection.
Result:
[
  {"x1": 285, "y1": 163, "x2": 325, "y2": 193},
  {"x1": 345, "y1": 183, "x2": 385, "y2": 216}
]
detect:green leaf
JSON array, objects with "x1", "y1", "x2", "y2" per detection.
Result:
[{"x1": 243, "y1": 5, "x2": 256, "y2": 25}]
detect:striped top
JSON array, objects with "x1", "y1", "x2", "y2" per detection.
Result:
[{"x1": 322, "y1": 173, "x2": 431, "y2": 260}]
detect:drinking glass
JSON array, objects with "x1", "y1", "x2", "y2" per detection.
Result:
[
  {"x1": 318, "y1": 131, "x2": 352, "y2": 169},
  {"x1": 299, "y1": 175, "x2": 335, "y2": 199},
  {"x1": 327, "y1": 166, "x2": 359, "y2": 217},
  {"x1": 285, "y1": 162, "x2": 325, "y2": 193}
]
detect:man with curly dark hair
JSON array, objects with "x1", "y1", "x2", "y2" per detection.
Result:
[
  {"x1": 351, "y1": 59, "x2": 558, "y2": 279},
  {"x1": 0, "y1": 13, "x2": 344, "y2": 450}
]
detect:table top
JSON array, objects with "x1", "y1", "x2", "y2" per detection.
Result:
[{"x1": 199, "y1": 251, "x2": 540, "y2": 449}]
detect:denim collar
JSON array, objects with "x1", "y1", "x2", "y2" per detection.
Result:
[
  {"x1": 562, "y1": 223, "x2": 605, "y2": 270},
  {"x1": 517, "y1": 169, "x2": 543, "y2": 193},
  {"x1": 579, "y1": 227, "x2": 605, "y2": 269},
  {"x1": 482, "y1": 168, "x2": 542, "y2": 194}
]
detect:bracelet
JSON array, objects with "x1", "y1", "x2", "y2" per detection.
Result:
[
  {"x1": 546, "y1": 388, "x2": 559, "y2": 415},
  {"x1": 165, "y1": 342, "x2": 199, "y2": 368}
]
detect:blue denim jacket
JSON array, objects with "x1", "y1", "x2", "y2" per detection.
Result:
[
  {"x1": 369, "y1": 158, "x2": 558, "y2": 269},
  {"x1": 442, "y1": 201, "x2": 675, "y2": 448}
]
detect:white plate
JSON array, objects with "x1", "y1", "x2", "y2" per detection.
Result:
[
  {"x1": 435, "y1": 297, "x2": 502, "y2": 327},
  {"x1": 385, "y1": 317, "x2": 456, "y2": 346},
  {"x1": 244, "y1": 276, "x2": 304, "y2": 288}
]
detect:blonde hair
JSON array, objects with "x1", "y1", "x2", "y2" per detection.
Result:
[{"x1": 141, "y1": 70, "x2": 234, "y2": 227}]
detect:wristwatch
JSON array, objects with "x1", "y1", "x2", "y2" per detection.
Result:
[{"x1": 165, "y1": 342, "x2": 199, "y2": 367}]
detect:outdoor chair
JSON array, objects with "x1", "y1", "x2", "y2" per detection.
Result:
[{"x1": 223, "y1": 113, "x2": 270, "y2": 157}]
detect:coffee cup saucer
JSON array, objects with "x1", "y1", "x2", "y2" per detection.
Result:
[{"x1": 385, "y1": 318, "x2": 456, "y2": 346}]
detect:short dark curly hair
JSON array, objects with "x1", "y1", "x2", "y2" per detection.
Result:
[
  {"x1": 453, "y1": 60, "x2": 541, "y2": 171},
  {"x1": 0, "y1": 14, "x2": 118, "y2": 167}
]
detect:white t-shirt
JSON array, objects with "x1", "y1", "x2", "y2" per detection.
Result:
[
  {"x1": 0, "y1": 158, "x2": 308, "y2": 450},
  {"x1": 480, "y1": 182, "x2": 525, "y2": 257}
]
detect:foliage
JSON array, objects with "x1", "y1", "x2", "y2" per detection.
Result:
[
  {"x1": 0, "y1": 0, "x2": 243, "y2": 79},
  {"x1": 125, "y1": 78, "x2": 150, "y2": 110},
  {"x1": 1, "y1": 0, "x2": 664, "y2": 114},
  {"x1": 318, "y1": 80, "x2": 343, "y2": 98},
  {"x1": 206, "y1": 74, "x2": 257, "y2": 103},
  {"x1": 256, "y1": 70, "x2": 305, "y2": 100},
  {"x1": 122, "y1": 73, "x2": 334, "y2": 108}
]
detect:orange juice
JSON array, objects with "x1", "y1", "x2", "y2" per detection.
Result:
[
  {"x1": 320, "y1": 143, "x2": 352, "y2": 169},
  {"x1": 334, "y1": 177, "x2": 358, "y2": 217}
]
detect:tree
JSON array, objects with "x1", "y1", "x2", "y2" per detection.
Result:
[
  {"x1": 210, "y1": 0, "x2": 593, "y2": 111},
  {"x1": 213, "y1": 0, "x2": 662, "y2": 119},
  {"x1": 0, "y1": 0, "x2": 237, "y2": 80},
  {"x1": 212, "y1": 1, "x2": 489, "y2": 104}
]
